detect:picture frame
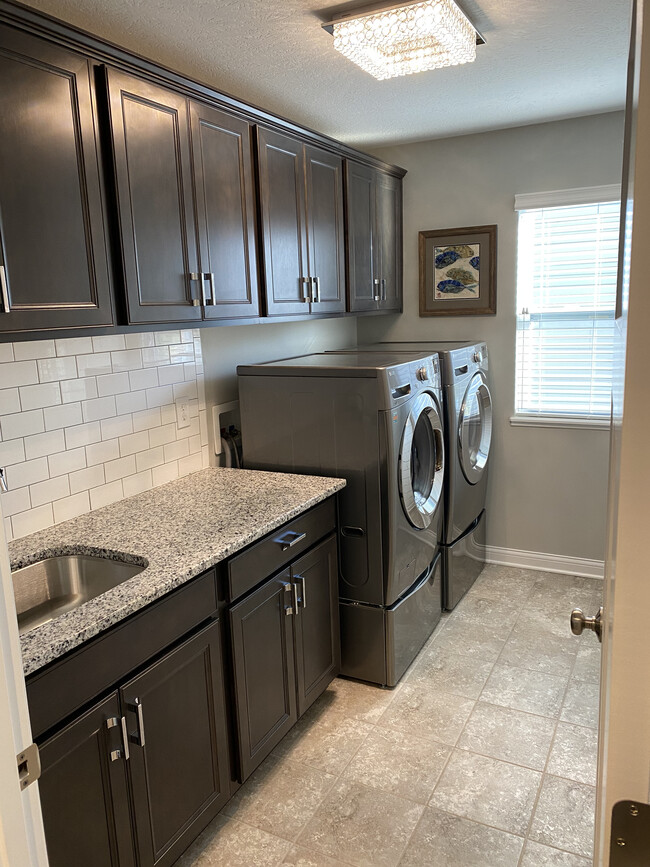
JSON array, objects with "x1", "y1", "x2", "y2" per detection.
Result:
[{"x1": 419, "y1": 224, "x2": 497, "y2": 316}]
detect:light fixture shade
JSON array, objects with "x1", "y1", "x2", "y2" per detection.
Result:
[{"x1": 330, "y1": 0, "x2": 477, "y2": 80}]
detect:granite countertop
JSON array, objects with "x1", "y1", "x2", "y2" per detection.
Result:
[{"x1": 9, "y1": 467, "x2": 345, "y2": 677}]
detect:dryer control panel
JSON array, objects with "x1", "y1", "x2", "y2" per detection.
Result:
[{"x1": 381, "y1": 355, "x2": 442, "y2": 409}]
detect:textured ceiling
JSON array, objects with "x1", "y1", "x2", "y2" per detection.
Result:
[{"x1": 19, "y1": 0, "x2": 631, "y2": 147}]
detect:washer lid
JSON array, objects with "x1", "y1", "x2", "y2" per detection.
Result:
[
  {"x1": 399, "y1": 392, "x2": 445, "y2": 529},
  {"x1": 458, "y1": 373, "x2": 492, "y2": 484}
]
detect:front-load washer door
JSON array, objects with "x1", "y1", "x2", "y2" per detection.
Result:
[
  {"x1": 458, "y1": 373, "x2": 492, "y2": 485},
  {"x1": 399, "y1": 392, "x2": 445, "y2": 529}
]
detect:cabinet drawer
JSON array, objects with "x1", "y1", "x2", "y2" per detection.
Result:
[
  {"x1": 227, "y1": 497, "x2": 336, "y2": 602},
  {"x1": 27, "y1": 569, "x2": 218, "y2": 740}
]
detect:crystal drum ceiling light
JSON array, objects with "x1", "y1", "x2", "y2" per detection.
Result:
[{"x1": 322, "y1": 0, "x2": 482, "y2": 80}]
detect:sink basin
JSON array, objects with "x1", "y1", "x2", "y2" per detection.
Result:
[{"x1": 11, "y1": 555, "x2": 145, "y2": 634}]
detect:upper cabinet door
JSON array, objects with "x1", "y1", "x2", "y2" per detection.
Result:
[
  {"x1": 0, "y1": 25, "x2": 113, "y2": 333},
  {"x1": 375, "y1": 172, "x2": 403, "y2": 312},
  {"x1": 304, "y1": 145, "x2": 346, "y2": 315},
  {"x1": 257, "y1": 128, "x2": 310, "y2": 317},
  {"x1": 189, "y1": 102, "x2": 260, "y2": 320},
  {"x1": 345, "y1": 161, "x2": 377, "y2": 313},
  {"x1": 105, "y1": 69, "x2": 201, "y2": 324}
]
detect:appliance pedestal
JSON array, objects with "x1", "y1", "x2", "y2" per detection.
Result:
[{"x1": 442, "y1": 509, "x2": 486, "y2": 610}]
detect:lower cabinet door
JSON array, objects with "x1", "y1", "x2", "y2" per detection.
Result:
[
  {"x1": 292, "y1": 535, "x2": 340, "y2": 717},
  {"x1": 230, "y1": 570, "x2": 297, "y2": 781},
  {"x1": 38, "y1": 692, "x2": 135, "y2": 867},
  {"x1": 120, "y1": 619, "x2": 230, "y2": 867}
]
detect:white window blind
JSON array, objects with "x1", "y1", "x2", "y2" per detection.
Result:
[{"x1": 514, "y1": 194, "x2": 620, "y2": 419}]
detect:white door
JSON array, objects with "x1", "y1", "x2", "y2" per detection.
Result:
[
  {"x1": 0, "y1": 504, "x2": 48, "y2": 865},
  {"x1": 593, "y1": 0, "x2": 650, "y2": 861}
]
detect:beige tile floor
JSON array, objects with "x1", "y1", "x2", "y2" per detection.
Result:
[{"x1": 176, "y1": 565, "x2": 602, "y2": 867}]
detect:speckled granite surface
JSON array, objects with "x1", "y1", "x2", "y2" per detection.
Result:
[{"x1": 9, "y1": 468, "x2": 345, "y2": 677}]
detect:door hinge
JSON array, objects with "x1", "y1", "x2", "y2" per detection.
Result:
[
  {"x1": 610, "y1": 800, "x2": 650, "y2": 864},
  {"x1": 17, "y1": 743, "x2": 41, "y2": 790}
]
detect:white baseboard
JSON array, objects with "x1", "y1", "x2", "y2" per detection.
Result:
[{"x1": 484, "y1": 546, "x2": 604, "y2": 579}]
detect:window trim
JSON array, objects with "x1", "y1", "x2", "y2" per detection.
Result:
[{"x1": 513, "y1": 186, "x2": 621, "y2": 427}]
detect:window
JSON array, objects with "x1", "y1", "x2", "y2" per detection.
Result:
[{"x1": 513, "y1": 185, "x2": 621, "y2": 425}]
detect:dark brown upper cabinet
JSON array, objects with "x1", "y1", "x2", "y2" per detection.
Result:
[
  {"x1": 0, "y1": 24, "x2": 114, "y2": 333},
  {"x1": 189, "y1": 102, "x2": 260, "y2": 320},
  {"x1": 345, "y1": 161, "x2": 403, "y2": 314},
  {"x1": 257, "y1": 128, "x2": 346, "y2": 317},
  {"x1": 105, "y1": 69, "x2": 202, "y2": 324}
]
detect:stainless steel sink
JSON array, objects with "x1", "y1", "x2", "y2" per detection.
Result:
[{"x1": 11, "y1": 555, "x2": 145, "y2": 634}]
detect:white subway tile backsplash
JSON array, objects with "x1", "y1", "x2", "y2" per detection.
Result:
[
  {"x1": 55, "y1": 337, "x2": 93, "y2": 356},
  {"x1": 81, "y1": 396, "x2": 117, "y2": 423},
  {"x1": 1, "y1": 486, "x2": 31, "y2": 518},
  {"x1": 101, "y1": 415, "x2": 133, "y2": 441},
  {"x1": 122, "y1": 469, "x2": 153, "y2": 498},
  {"x1": 125, "y1": 332, "x2": 155, "y2": 349},
  {"x1": 104, "y1": 454, "x2": 136, "y2": 483},
  {"x1": 119, "y1": 431, "x2": 149, "y2": 457},
  {"x1": 12, "y1": 503, "x2": 54, "y2": 538},
  {"x1": 1, "y1": 360, "x2": 39, "y2": 388},
  {"x1": 1, "y1": 329, "x2": 204, "y2": 539},
  {"x1": 0, "y1": 439, "x2": 25, "y2": 466},
  {"x1": 30, "y1": 475, "x2": 71, "y2": 508},
  {"x1": 14, "y1": 340, "x2": 56, "y2": 361},
  {"x1": 69, "y1": 464, "x2": 105, "y2": 495},
  {"x1": 48, "y1": 447, "x2": 87, "y2": 478},
  {"x1": 6, "y1": 457, "x2": 50, "y2": 489},
  {"x1": 65, "y1": 421, "x2": 102, "y2": 450},
  {"x1": 38, "y1": 356, "x2": 77, "y2": 383},
  {"x1": 1, "y1": 408, "x2": 44, "y2": 440},
  {"x1": 77, "y1": 352, "x2": 112, "y2": 378},
  {"x1": 25, "y1": 429, "x2": 65, "y2": 460},
  {"x1": 19, "y1": 381, "x2": 61, "y2": 411},
  {"x1": 89, "y1": 480, "x2": 124, "y2": 510},
  {"x1": 61, "y1": 376, "x2": 98, "y2": 404},
  {"x1": 86, "y1": 438, "x2": 120, "y2": 467},
  {"x1": 92, "y1": 335, "x2": 126, "y2": 353},
  {"x1": 152, "y1": 461, "x2": 178, "y2": 487},
  {"x1": 111, "y1": 349, "x2": 143, "y2": 372},
  {"x1": 146, "y1": 385, "x2": 173, "y2": 409},
  {"x1": 0, "y1": 388, "x2": 20, "y2": 416},
  {"x1": 53, "y1": 491, "x2": 91, "y2": 523},
  {"x1": 128, "y1": 368, "x2": 158, "y2": 391},
  {"x1": 115, "y1": 390, "x2": 147, "y2": 416},
  {"x1": 97, "y1": 372, "x2": 130, "y2": 397},
  {"x1": 44, "y1": 402, "x2": 83, "y2": 432},
  {"x1": 135, "y1": 446, "x2": 164, "y2": 472}
]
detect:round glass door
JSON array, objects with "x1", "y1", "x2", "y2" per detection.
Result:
[
  {"x1": 399, "y1": 393, "x2": 445, "y2": 529},
  {"x1": 458, "y1": 373, "x2": 492, "y2": 484}
]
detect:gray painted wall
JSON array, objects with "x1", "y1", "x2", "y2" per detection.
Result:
[
  {"x1": 201, "y1": 317, "x2": 357, "y2": 458},
  {"x1": 360, "y1": 112, "x2": 625, "y2": 560}
]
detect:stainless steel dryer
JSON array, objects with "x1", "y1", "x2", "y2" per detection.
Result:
[
  {"x1": 237, "y1": 352, "x2": 445, "y2": 686},
  {"x1": 327, "y1": 341, "x2": 492, "y2": 609}
]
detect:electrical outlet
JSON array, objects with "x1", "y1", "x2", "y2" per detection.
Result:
[{"x1": 176, "y1": 398, "x2": 191, "y2": 429}]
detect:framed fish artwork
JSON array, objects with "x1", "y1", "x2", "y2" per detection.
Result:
[{"x1": 418, "y1": 225, "x2": 497, "y2": 316}]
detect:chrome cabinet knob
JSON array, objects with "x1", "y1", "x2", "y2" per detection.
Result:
[
  {"x1": 416, "y1": 366, "x2": 428, "y2": 381},
  {"x1": 570, "y1": 606, "x2": 603, "y2": 642}
]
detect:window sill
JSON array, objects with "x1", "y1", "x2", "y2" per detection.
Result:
[{"x1": 510, "y1": 415, "x2": 610, "y2": 431}]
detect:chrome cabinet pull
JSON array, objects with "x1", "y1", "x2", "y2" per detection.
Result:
[
  {"x1": 0, "y1": 265, "x2": 10, "y2": 313},
  {"x1": 381, "y1": 278, "x2": 386, "y2": 302},
  {"x1": 274, "y1": 530, "x2": 306, "y2": 551},
  {"x1": 314, "y1": 276, "x2": 321, "y2": 303},
  {"x1": 296, "y1": 574, "x2": 307, "y2": 609},
  {"x1": 127, "y1": 698, "x2": 146, "y2": 747},
  {"x1": 189, "y1": 272, "x2": 202, "y2": 306},
  {"x1": 373, "y1": 277, "x2": 380, "y2": 302},
  {"x1": 203, "y1": 272, "x2": 216, "y2": 305},
  {"x1": 292, "y1": 581, "x2": 300, "y2": 613},
  {"x1": 283, "y1": 582, "x2": 294, "y2": 616},
  {"x1": 106, "y1": 716, "x2": 130, "y2": 762},
  {"x1": 300, "y1": 277, "x2": 311, "y2": 302}
]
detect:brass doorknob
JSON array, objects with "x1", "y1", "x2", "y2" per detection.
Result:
[{"x1": 570, "y1": 606, "x2": 603, "y2": 642}]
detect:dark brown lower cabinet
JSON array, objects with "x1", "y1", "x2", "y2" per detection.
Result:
[
  {"x1": 38, "y1": 619, "x2": 229, "y2": 867},
  {"x1": 230, "y1": 533, "x2": 338, "y2": 781},
  {"x1": 38, "y1": 693, "x2": 136, "y2": 867}
]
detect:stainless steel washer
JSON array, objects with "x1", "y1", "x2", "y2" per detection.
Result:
[{"x1": 237, "y1": 351, "x2": 445, "y2": 686}]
